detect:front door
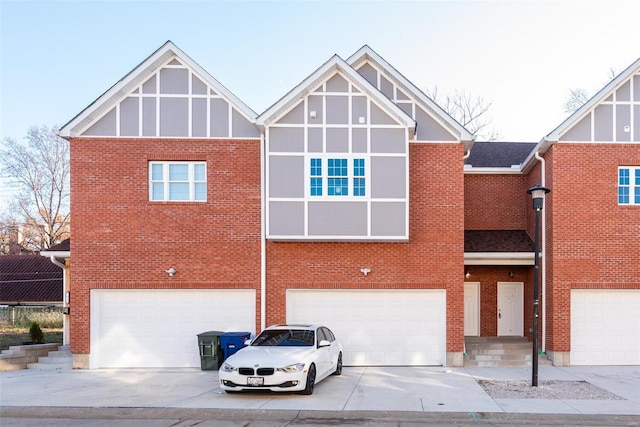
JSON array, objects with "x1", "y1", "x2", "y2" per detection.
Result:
[
  {"x1": 497, "y1": 282, "x2": 523, "y2": 336},
  {"x1": 464, "y1": 282, "x2": 480, "y2": 336}
]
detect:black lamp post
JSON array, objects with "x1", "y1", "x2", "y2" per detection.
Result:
[{"x1": 527, "y1": 183, "x2": 550, "y2": 387}]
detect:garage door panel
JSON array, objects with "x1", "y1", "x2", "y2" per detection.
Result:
[
  {"x1": 287, "y1": 289, "x2": 445, "y2": 366},
  {"x1": 91, "y1": 289, "x2": 255, "y2": 368},
  {"x1": 571, "y1": 290, "x2": 640, "y2": 366}
]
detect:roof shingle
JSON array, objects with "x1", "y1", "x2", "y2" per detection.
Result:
[
  {"x1": 465, "y1": 230, "x2": 534, "y2": 253},
  {"x1": 0, "y1": 255, "x2": 63, "y2": 305}
]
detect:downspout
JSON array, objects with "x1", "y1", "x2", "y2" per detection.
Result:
[
  {"x1": 49, "y1": 256, "x2": 69, "y2": 346},
  {"x1": 534, "y1": 151, "x2": 547, "y2": 354},
  {"x1": 260, "y1": 131, "x2": 266, "y2": 332}
]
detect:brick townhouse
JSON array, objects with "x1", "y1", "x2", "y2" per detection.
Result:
[{"x1": 59, "y1": 41, "x2": 639, "y2": 369}]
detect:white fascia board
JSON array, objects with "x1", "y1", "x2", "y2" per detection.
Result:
[
  {"x1": 464, "y1": 252, "x2": 535, "y2": 265},
  {"x1": 346, "y1": 45, "x2": 475, "y2": 146},
  {"x1": 257, "y1": 54, "x2": 415, "y2": 133},
  {"x1": 39, "y1": 250, "x2": 70, "y2": 259},
  {"x1": 267, "y1": 236, "x2": 409, "y2": 242},
  {"x1": 59, "y1": 41, "x2": 257, "y2": 138},
  {"x1": 464, "y1": 166, "x2": 523, "y2": 175}
]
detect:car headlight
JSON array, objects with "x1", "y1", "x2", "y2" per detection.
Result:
[
  {"x1": 277, "y1": 363, "x2": 305, "y2": 373},
  {"x1": 221, "y1": 362, "x2": 237, "y2": 373}
]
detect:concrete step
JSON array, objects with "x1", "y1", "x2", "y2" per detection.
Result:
[
  {"x1": 26, "y1": 345, "x2": 72, "y2": 370},
  {"x1": 47, "y1": 350, "x2": 72, "y2": 357},
  {"x1": 26, "y1": 361, "x2": 72, "y2": 370},
  {"x1": 464, "y1": 337, "x2": 552, "y2": 367}
]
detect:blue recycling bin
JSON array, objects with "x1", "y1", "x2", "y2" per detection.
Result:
[{"x1": 220, "y1": 332, "x2": 251, "y2": 360}]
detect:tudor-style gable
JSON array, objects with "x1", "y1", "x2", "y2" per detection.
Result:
[
  {"x1": 546, "y1": 57, "x2": 640, "y2": 143},
  {"x1": 59, "y1": 41, "x2": 258, "y2": 139},
  {"x1": 347, "y1": 45, "x2": 474, "y2": 148},
  {"x1": 258, "y1": 55, "x2": 415, "y2": 241}
]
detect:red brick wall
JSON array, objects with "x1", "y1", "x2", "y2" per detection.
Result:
[
  {"x1": 544, "y1": 143, "x2": 640, "y2": 352},
  {"x1": 69, "y1": 137, "x2": 262, "y2": 354},
  {"x1": 266, "y1": 143, "x2": 466, "y2": 352},
  {"x1": 464, "y1": 174, "x2": 528, "y2": 230}
]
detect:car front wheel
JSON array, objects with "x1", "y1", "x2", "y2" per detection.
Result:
[{"x1": 301, "y1": 364, "x2": 316, "y2": 395}]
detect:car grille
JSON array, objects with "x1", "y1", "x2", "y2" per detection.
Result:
[{"x1": 238, "y1": 367, "x2": 275, "y2": 376}]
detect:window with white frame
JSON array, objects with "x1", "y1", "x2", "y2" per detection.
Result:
[
  {"x1": 149, "y1": 161, "x2": 206, "y2": 201},
  {"x1": 309, "y1": 157, "x2": 366, "y2": 197},
  {"x1": 618, "y1": 167, "x2": 640, "y2": 205}
]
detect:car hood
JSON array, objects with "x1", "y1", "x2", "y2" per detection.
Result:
[{"x1": 225, "y1": 346, "x2": 316, "y2": 368}]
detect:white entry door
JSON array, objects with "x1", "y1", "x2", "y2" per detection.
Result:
[
  {"x1": 464, "y1": 282, "x2": 480, "y2": 336},
  {"x1": 497, "y1": 282, "x2": 523, "y2": 336}
]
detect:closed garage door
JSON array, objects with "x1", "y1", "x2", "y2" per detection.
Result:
[
  {"x1": 571, "y1": 290, "x2": 640, "y2": 365},
  {"x1": 287, "y1": 289, "x2": 446, "y2": 366},
  {"x1": 91, "y1": 289, "x2": 255, "y2": 368}
]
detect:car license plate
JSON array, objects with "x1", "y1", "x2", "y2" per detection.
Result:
[{"x1": 247, "y1": 377, "x2": 264, "y2": 386}]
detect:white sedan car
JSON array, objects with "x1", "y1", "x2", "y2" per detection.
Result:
[{"x1": 219, "y1": 324, "x2": 342, "y2": 395}]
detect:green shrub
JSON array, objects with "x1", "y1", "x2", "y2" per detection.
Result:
[{"x1": 29, "y1": 322, "x2": 44, "y2": 343}]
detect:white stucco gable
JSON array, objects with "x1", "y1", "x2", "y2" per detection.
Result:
[
  {"x1": 59, "y1": 41, "x2": 258, "y2": 139},
  {"x1": 347, "y1": 45, "x2": 475, "y2": 150},
  {"x1": 546, "y1": 56, "x2": 640, "y2": 144}
]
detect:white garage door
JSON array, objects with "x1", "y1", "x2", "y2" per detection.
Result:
[
  {"x1": 91, "y1": 289, "x2": 255, "y2": 368},
  {"x1": 571, "y1": 290, "x2": 640, "y2": 365},
  {"x1": 287, "y1": 289, "x2": 446, "y2": 366}
]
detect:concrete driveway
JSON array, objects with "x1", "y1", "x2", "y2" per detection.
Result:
[{"x1": 1, "y1": 365, "x2": 638, "y2": 416}]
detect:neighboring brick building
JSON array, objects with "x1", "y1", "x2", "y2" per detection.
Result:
[{"x1": 60, "y1": 41, "x2": 639, "y2": 369}]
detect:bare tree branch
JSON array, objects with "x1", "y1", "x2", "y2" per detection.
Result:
[
  {"x1": 0, "y1": 125, "x2": 70, "y2": 253},
  {"x1": 426, "y1": 86, "x2": 499, "y2": 140}
]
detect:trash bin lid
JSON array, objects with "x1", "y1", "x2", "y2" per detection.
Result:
[
  {"x1": 221, "y1": 331, "x2": 251, "y2": 336},
  {"x1": 197, "y1": 330, "x2": 225, "y2": 337}
]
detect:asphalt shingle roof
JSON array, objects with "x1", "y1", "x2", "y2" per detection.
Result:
[
  {"x1": 465, "y1": 230, "x2": 534, "y2": 253},
  {"x1": 465, "y1": 142, "x2": 537, "y2": 168},
  {"x1": 47, "y1": 238, "x2": 70, "y2": 252},
  {"x1": 0, "y1": 255, "x2": 63, "y2": 305}
]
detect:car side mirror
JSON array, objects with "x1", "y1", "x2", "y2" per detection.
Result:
[
  {"x1": 318, "y1": 339, "x2": 331, "y2": 348},
  {"x1": 244, "y1": 339, "x2": 252, "y2": 346}
]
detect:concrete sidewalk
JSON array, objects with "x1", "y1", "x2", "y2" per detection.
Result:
[{"x1": 0, "y1": 365, "x2": 638, "y2": 416}]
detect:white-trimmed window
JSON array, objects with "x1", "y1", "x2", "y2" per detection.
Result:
[
  {"x1": 149, "y1": 161, "x2": 206, "y2": 202},
  {"x1": 618, "y1": 167, "x2": 640, "y2": 205},
  {"x1": 309, "y1": 157, "x2": 366, "y2": 197}
]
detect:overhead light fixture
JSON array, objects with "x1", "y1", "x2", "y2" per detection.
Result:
[
  {"x1": 465, "y1": 270, "x2": 471, "y2": 279},
  {"x1": 509, "y1": 271, "x2": 515, "y2": 278}
]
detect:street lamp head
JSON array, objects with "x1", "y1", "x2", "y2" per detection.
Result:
[{"x1": 527, "y1": 183, "x2": 550, "y2": 211}]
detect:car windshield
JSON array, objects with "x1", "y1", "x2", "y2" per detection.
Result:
[{"x1": 252, "y1": 329, "x2": 315, "y2": 347}]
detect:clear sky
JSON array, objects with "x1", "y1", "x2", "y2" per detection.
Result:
[{"x1": 0, "y1": 0, "x2": 639, "y2": 202}]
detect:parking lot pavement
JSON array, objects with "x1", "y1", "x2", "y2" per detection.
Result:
[{"x1": 1, "y1": 365, "x2": 638, "y2": 416}]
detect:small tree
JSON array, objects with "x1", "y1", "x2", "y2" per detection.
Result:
[
  {"x1": 29, "y1": 322, "x2": 44, "y2": 344},
  {"x1": 0, "y1": 125, "x2": 70, "y2": 252}
]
